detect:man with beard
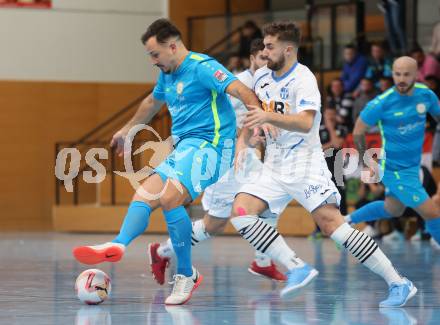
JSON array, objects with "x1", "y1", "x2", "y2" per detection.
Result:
[
  {"x1": 227, "y1": 21, "x2": 415, "y2": 307},
  {"x1": 347, "y1": 56, "x2": 440, "y2": 252},
  {"x1": 148, "y1": 38, "x2": 287, "y2": 285},
  {"x1": 72, "y1": 18, "x2": 263, "y2": 305}
]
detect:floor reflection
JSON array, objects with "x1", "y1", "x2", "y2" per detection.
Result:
[{"x1": 0, "y1": 233, "x2": 438, "y2": 325}]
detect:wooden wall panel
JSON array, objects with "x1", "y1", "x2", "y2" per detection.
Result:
[
  {"x1": 169, "y1": 0, "x2": 265, "y2": 46},
  {"x1": 0, "y1": 81, "x2": 152, "y2": 231},
  {"x1": 53, "y1": 205, "x2": 315, "y2": 236}
]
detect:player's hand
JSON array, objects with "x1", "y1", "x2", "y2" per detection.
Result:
[
  {"x1": 330, "y1": 136, "x2": 344, "y2": 149},
  {"x1": 244, "y1": 109, "x2": 269, "y2": 129},
  {"x1": 260, "y1": 123, "x2": 279, "y2": 140},
  {"x1": 248, "y1": 132, "x2": 266, "y2": 148},
  {"x1": 110, "y1": 128, "x2": 129, "y2": 157}
]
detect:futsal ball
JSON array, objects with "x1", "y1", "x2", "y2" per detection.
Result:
[{"x1": 75, "y1": 269, "x2": 111, "y2": 305}]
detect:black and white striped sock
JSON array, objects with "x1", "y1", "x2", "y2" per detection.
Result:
[
  {"x1": 331, "y1": 223, "x2": 404, "y2": 285},
  {"x1": 231, "y1": 215, "x2": 305, "y2": 270}
]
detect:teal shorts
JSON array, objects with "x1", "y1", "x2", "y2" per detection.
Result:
[
  {"x1": 383, "y1": 166, "x2": 429, "y2": 208},
  {"x1": 154, "y1": 137, "x2": 234, "y2": 200}
]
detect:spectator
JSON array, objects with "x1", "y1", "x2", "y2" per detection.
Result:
[
  {"x1": 426, "y1": 75, "x2": 440, "y2": 165},
  {"x1": 325, "y1": 78, "x2": 355, "y2": 140},
  {"x1": 425, "y1": 75, "x2": 440, "y2": 98},
  {"x1": 239, "y1": 20, "x2": 262, "y2": 67},
  {"x1": 352, "y1": 78, "x2": 379, "y2": 124},
  {"x1": 365, "y1": 42, "x2": 392, "y2": 89},
  {"x1": 323, "y1": 78, "x2": 354, "y2": 215},
  {"x1": 379, "y1": 76, "x2": 394, "y2": 92},
  {"x1": 226, "y1": 53, "x2": 243, "y2": 75},
  {"x1": 341, "y1": 44, "x2": 368, "y2": 93},
  {"x1": 410, "y1": 47, "x2": 440, "y2": 82},
  {"x1": 378, "y1": 0, "x2": 407, "y2": 55},
  {"x1": 431, "y1": 19, "x2": 440, "y2": 58}
]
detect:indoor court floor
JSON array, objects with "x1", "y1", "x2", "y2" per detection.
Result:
[{"x1": 0, "y1": 232, "x2": 439, "y2": 325}]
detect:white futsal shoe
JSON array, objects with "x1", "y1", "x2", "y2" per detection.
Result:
[{"x1": 165, "y1": 267, "x2": 203, "y2": 305}]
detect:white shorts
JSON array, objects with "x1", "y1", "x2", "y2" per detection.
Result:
[
  {"x1": 201, "y1": 150, "x2": 286, "y2": 219},
  {"x1": 239, "y1": 158, "x2": 341, "y2": 215},
  {"x1": 201, "y1": 168, "x2": 237, "y2": 218}
]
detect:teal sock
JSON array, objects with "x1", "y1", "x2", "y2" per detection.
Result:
[
  {"x1": 351, "y1": 201, "x2": 393, "y2": 224},
  {"x1": 112, "y1": 201, "x2": 152, "y2": 246},
  {"x1": 164, "y1": 206, "x2": 193, "y2": 277},
  {"x1": 426, "y1": 217, "x2": 440, "y2": 244}
]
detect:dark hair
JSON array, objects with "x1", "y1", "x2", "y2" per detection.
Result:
[
  {"x1": 330, "y1": 78, "x2": 343, "y2": 86},
  {"x1": 380, "y1": 76, "x2": 394, "y2": 84},
  {"x1": 249, "y1": 38, "x2": 265, "y2": 56},
  {"x1": 361, "y1": 77, "x2": 374, "y2": 83},
  {"x1": 141, "y1": 18, "x2": 182, "y2": 44},
  {"x1": 425, "y1": 75, "x2": 440, "y2": 84},
  {"x1": 263, "y1": 21, "x2": 301, "y2": 46},
  {"x1": 409, "y1": 46, "x2": 424, "y2": 55},
  {"x1": 243, "y1": 20, "x2": 259, "y2": 30},
  {"x1": 228, "y1": 52, "x2": 240, "y2": 59},
  {"x1": 370, "y1": 41, "x2": 384, "y2": 49},
  {"x1": 344, "y1": 44, "x2": 356, "y2": 50}
]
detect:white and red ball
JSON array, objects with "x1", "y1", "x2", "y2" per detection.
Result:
[{"x1": 75, "y1": 269, "x2": 111, "y2": 305}]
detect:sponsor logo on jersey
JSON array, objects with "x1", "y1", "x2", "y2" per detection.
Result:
[
  {"x1": 416, "y1": 103, "x2": 426, "y2": 114},
  {"x1": 260, "y1": 82, "x2": 269, "y2": 89},
  {"x1": 280, "y1": 87, "x2": 289, "y2": 100},
  {"x1": 176, "y1": 82, "x2": 184, "y2": 94},
  {"x1": 262, "y1": 100, "x2": 289, "y2": 114},
  {"x1": 214, "y1": 69, "x2": 227, "y2": 82},
  {"x1": 398, "y1": 121, "x2": 425, "y2": 135}
]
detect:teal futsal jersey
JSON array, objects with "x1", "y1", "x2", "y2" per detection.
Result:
[
  {"x1": 152, "y1": 51, "x2": 237, "y2": 147},
  {"x1": 360, "y1": 83, "x2": 440, "y2": 171}
]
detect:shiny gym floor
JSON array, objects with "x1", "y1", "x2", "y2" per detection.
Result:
[{"x1": 1, "y1": 233, "x2": 439, "y2": 325}]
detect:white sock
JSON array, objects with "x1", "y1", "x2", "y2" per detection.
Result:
[
  {"x1": 331, "y1": 223, "x2": 404, "y2": 285},
  {"x1": 191, "y1": 219, "x2": 210, "y2": 245},
  {"x1": 231, "y1": 215, "x2": 305, "y2": 270},
  {"x1": 254, "y1": 251, "x2": 272, "y2": 267},
  {"x1": 157, "y1": 238, "x2": 174, "y2": 258}
]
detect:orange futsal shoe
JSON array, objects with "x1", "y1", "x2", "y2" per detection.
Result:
[{"x1": 73, "y1": 242, "x2": 125, "y2": 265}]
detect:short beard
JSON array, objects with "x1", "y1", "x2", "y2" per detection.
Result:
[
  {"x1": 267, "y1": 55, "x2": 285, "y2": 71},
  {"x1": 396, "y1": 81, "x2": 415, "y2": 94}
]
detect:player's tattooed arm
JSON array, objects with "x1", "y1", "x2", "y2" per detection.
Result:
[
  {"x1": 110, "y1": 93, "x2": 164, "y2": 156},
  {"x1": 353, "y1": 117, "x2": 369, "y2": 167},
  {"x1": 226, "y1": 80, "x2": 261, "y2": 109},
  {"x1": 125, "y1": 93, "x2": 164, "y2": 128}
]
